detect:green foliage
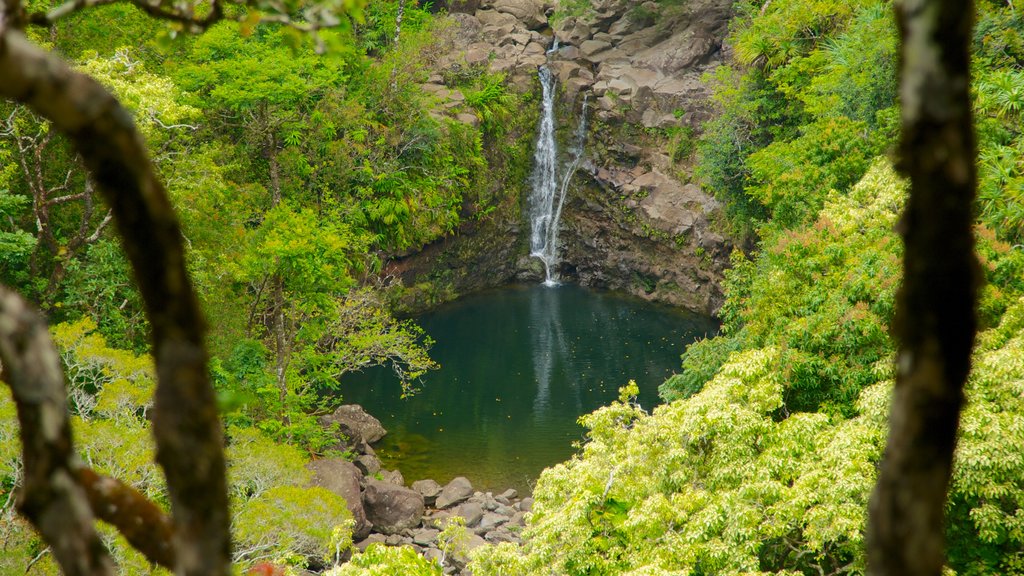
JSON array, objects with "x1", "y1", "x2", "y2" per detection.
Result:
[
  {"x1": 463, "y1": 73, "x2": 517, "y2": 137},
  {"x1": 235, "y1": 485, "x2": 353, "y2": 567},
  {"x1": 745, "y1": 116, "x2": 882, "y2": 227},
  {"x1": 666, "y1": 160, "x2": 905, "y2": 414},
  {"x1": 326, "y1": 544, "x2": 442, "y2": 575},
  {"x1": 697, "y1": 0, "x2": 898, "y2": 237}
]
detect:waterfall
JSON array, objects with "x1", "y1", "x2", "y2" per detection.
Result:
[{"x1": 528, "y1": 66, "x2": 589, "y2": 286}]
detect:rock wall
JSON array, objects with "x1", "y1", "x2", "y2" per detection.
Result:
[{"x1": 393, "y1": 0, "x2": 735, "y2": 315}]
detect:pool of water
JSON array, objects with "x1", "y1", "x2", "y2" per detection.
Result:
[{"x1": 341, "y1": 284, "x2": 717, "y2": 494}]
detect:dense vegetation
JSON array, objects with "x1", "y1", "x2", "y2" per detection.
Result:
[
  {"x1": 2, "y1": 0, "x2": 1023, "y2": 574},
  {"x1": 0, "y1": 0, "x2": 526, "y2": 572}
]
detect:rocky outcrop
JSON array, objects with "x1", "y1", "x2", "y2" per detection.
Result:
[
  {"x1": 391, "y1": 0, "x2": 735, "y2": 314},
  {"x1": 313, "y1": 415, "x2": 531, "y2": 575}
]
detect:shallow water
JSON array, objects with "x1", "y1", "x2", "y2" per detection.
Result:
[{"x1": 341, "y1": 284, "x2": 717, "y2": 494}]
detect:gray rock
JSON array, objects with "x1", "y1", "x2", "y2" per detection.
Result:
[
  {"x1": 452, "y1": 534, "x2": 488, "y2": 568},
  {"x1": 579, "y1": 39, "x2": 611, "y2": 58},
  {"x1": 363, "y1": 479, "x2": 426, "y2": 535},
  {"x1": 412, "y1": 528, "x2": 440, "y2": 546},
  {"x1": 412, "y1": 479, "x2": 444, "y2": 506},
  {"x1": 495, "y1": 504, "x2": 516, "y2": 516},
  {"x1": 474, "y1": 8, "x2": 520, "y2": 28},
  {"x1": 354, "y1": 533, "x2": 387, "y2": 552},
  {"x1": 379, "y1": 468, "x2": 405, "y2": 486},
  {"x1": 491, "y1": 0, "x2": 546, "y2": 29},
  {"x1": 322, "y1": 404, "x2": 387, "y2": 445},
  {"x1": 518, "y1": 497, "x2": 534, "y2": 512},
  {"x1": 478, "y1": 511, "x2": 508, "y2": 531},
  {"x1": 455, "y1": 501, "x2": 485, "y2": 527},
  {"x1": 436, "y1": 477, "x2": 474, "y2": 509},
  {"x1": 355, "y1": 454, "x2": 382, "y2": 477},
  {"x1": 306, "y1": 459, "x2": 372, "y2": 540},
  {"x1": 484, "y1": 527, "x2": 519, "y2": 544},
  {"x1": 423, "y1": 510, "x2": 454, "y2": 529},
  {"x1": 500, "y1": 488, "x2": 518, "y2": 500},
  {"x1": 510, "y1": 511, "x2": 527, "y2": 527},
  {"x1": 424, "y1": 547, "x2": 444, "y2": 565}
]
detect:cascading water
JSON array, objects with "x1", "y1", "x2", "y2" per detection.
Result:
[{"x1": 528, "y1": 66, "x2": 589, "y2": 286}]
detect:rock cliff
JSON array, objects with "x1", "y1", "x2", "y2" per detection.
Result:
[{"x1": 392, "y1": 0, "x2": 735, "y2": 315}]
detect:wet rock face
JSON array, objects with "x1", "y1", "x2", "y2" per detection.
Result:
[{"x1": 394, "y1": 0, "x2": 735, "y2": 314}]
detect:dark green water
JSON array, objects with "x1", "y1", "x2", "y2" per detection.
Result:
[{"x1": 342, "y1": 284, "x2": 717, "y2": 494}]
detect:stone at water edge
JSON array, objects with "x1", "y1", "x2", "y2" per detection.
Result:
[
  {"x1": 322, "y1": 404, "x2": 387, "y2": 445},
  {"x1": 362, "y1": 479, "x2": 426, "y2": 535},
  {"x1": 412, "y1": 479, "x2": 444, "y2": 506},
  {"x1": 355, "y1": 454, "x2": 382, "y2": 477},
  {"x1": 305, "y1": 459, "x2": 372, "y2": 540},
  {"x1": 379, "y1": 469, "x2": 405, "y2": 486},
  {"x1": 435, "y1": 476, "x2": 474, "y2": 509}
]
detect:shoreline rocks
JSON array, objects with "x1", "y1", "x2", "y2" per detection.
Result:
[{"x1": 311, "y1": 405, "x2": 531, "y2": 575}]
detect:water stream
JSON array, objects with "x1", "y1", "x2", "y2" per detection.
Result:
[{"x1": 528, "y1": 66, "x2": 588, "y2": 285}]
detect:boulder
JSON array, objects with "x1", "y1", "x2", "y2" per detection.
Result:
[
  {"x1": 579, "y1": 39, "x2": 612, "y2": 58},
  {"x1": 478, "y1": 511, "x2": 508, "y2": 531},
  {"x1": 475, "y1": 8, "x2": 519, "y2": 28},
  {"x1": 484, "y1": 527, "x2": 519, "y2": 544},
  {"x1": 412, "y1": 479, "x2": 444, "y2": 506},
  {"x1": 354, "y1": 454, "x2": 382, "y2": 476},
  {"x1": 435, "y1": 477, "x2": 475, "y2": 509},
  {"x1": 451, "y1": 534, "x2": 488, "y2": 568},
  {"x1": 518, "y1": 497, "x2": 534, "y2": 512},
  {"x1": 448, "y1": 12, "x2": 483, "y2": 38},
  {"x1": 455, "y1": 501, "x2": 485, "y2": 527},
  {"x1": 362, "y1": 479, "x2": 426, "y2": 535},
  {"x1": 322, "y1": 404, "x2": 386, "y2": 445},
  {"x1": 379, "y1": 468, "x2": 405, "y2": 486},
  {"x1": 354, "y1": 533, "x2": 387, "y2": 552},
  {"x1": 306, "y1": 459, "x2": 372, "y2": 540},
  {"x1": 412, "y1": 527, "x2": 440, "y2": 546},
  {"x1": 491, "y1": 0, "x2": 546, "y2": 29}
]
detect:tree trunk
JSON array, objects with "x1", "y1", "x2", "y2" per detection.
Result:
[{"x1": 867, "y1": 1, "x2": 978, "y2": 575}]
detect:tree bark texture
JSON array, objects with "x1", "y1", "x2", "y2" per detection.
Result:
[
  {"x1": 0, "y1": 287, "x2": 115, "y2": 576},
  {"x1": 867, "y1": 1, "x2": 978, "y2": 575},
  {"x1": 0, "y1": 28, "x2": 231, "y2": 575}
]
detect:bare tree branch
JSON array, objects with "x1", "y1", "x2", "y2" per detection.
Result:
[
  {"x1": 867, "y1": 0, "x2": 979, "y2": 574},
  {"x1": 76, "y1": 467, "x2": 176, "y2": 570},
  {"x1": 0, "y1": 28, "x2": 231, "y2": 576},
  {"x1": 0, "y1": 286, "x2": 115, "y2": 576}
]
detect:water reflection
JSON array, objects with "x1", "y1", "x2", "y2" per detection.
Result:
[{"x1": 342, "y1": 284, "x2": 717, "y2": 493}]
